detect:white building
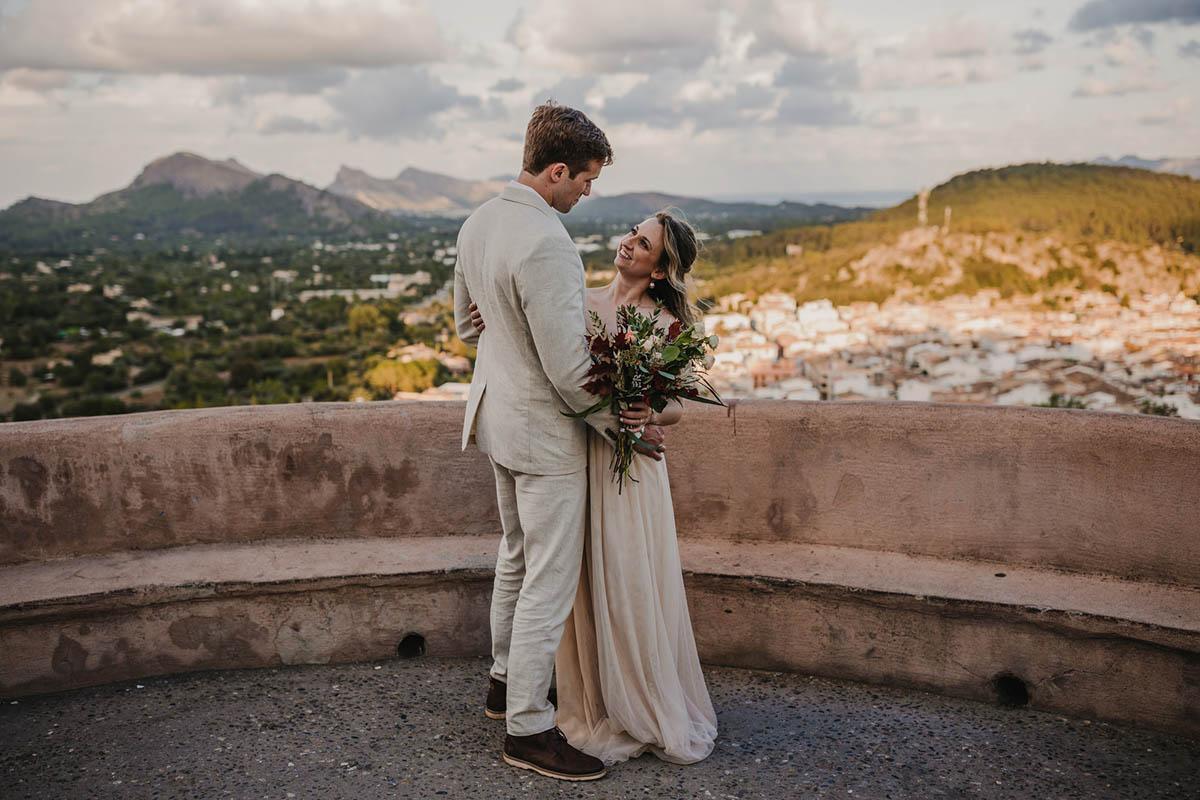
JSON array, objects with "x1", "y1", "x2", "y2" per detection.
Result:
[
  {"x1": 703, "y1": 312, "x2": 753, "y2": 333},
  {"x1": 995, "y1": 382, "x2": 1052, "y2": 406},
  {"x1": 897, "y1": 380, "x2": 935, "y2": 402}
]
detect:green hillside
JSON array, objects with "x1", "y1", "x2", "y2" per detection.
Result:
[
  {"x1": 870, "y1": 163, "x2": 1200, "y2": 248},
  {"x1": 0, "y1": 179, "x2": 404, "y2": 254},
  {"x1": 697, "y1": 163, "x2": 1200, "y2": 304}
]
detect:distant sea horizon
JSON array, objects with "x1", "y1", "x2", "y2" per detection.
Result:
[{"x1": 709, "y1": 189, "x2": 914, "y2": 208}]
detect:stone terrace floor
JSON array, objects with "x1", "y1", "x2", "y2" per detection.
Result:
[{"x1": 2, "y1": 656, "x2": 1197, "y2": 799}]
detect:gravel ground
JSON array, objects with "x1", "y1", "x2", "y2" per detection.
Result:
[{"x1": 2, "y1": 656, "x2": 1196, "y2": 799}]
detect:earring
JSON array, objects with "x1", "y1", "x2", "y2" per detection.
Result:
[{"x1": 649, "y1": 280, "x2": 656, "y2": 289}]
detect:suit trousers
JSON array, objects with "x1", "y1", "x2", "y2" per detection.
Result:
[{"x1": 488, "y1": 458, "x2": 587, "y2": 736}]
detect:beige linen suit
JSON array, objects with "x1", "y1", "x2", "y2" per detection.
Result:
[{"x1": 454, "y1": 182, "x2": 612, "y2": 736}]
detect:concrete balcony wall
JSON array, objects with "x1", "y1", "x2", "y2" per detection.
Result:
[
  {"x1": 2, "y1": 401, "x2": 1198, "y2": 736},
  {"x1": 0, "y1": 403, "x2": 499, "y2": 565},
  {"x1": 667, "y1": 401, "x2": 1200, "y2": 586},
  {"x1": 4, "y1": 401, "x2": 1197, "y2": 583}
]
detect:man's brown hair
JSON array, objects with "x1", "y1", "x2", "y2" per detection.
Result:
[{"x1": 522, "y1": 101, "x2": 613, "y2": 178}]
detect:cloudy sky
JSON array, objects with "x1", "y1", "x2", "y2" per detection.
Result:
[{"x1": 1, "y1": 0, "x2": 1198, "y2": 209}]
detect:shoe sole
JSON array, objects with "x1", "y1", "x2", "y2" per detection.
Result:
[
  {"x1": 485, "y1": 708, "x2": 506, "y2": 720},
  {"x1": 502, "y1": 753, "x2": 605, "y2": 781}
]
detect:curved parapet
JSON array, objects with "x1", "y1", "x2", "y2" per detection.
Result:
[
  {"x1": 1, "y1": 402, "x2": 498, "y2": 565},
  {"x1": 1, "y1": 401, "x2": 1197, "y2": 736}
]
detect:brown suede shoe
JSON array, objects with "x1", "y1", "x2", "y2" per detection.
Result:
[
  {"x1": 485, "y1": 676, "x2": 558, "y2": 720},
  {"x1": 503, "y1": 727, "x2": 605, "y2": 781},
  {"x1": 485, "y1": 675, "x2": 506, "y2": 720}
]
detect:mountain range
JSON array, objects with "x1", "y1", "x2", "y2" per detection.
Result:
[
  {"x1": 0, "y1": 153, "x2": 875, "y2": 250},
  {"x1": 1091, "y1": 155, "x2": 1200, "y2": 179},
  {"x1": 324, "y1": 164, "x2": 874, "y2": 226},
  {"x1": 0, "y1": 152, "x2": 397, "y2": 251},
  {"x1": 327, "y1": 165, "x2": 508, "y2": 217},
  {"x1": 4, "y1": 152, "x2": 1198, "y2": 254}
]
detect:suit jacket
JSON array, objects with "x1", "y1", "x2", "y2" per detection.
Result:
[{"x1": 453, "y1": 182, "x2": 611, "y2": 475}]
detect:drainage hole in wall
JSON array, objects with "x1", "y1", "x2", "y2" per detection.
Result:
[
  {"x1": 397, "y1": 634, "x2": 427, "y2": 659},
  {"x1": 994, "y1": 573, "x2": 1007, "y2": 578},
  {"x1": 993, "y1": 673, "x2": 1030, "y2": 707}
]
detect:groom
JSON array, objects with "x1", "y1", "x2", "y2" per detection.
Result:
[{"x1": 453, "y1": 103, "x2": 652, "y2": 781}]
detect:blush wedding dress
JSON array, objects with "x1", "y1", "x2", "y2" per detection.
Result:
[{"x1": 554, "y1": 424, "x2": 718, "y2": 765}]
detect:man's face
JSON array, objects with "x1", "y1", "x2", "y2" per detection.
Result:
[{"x1": 550, "y1": 161, "x2": 601, "y2": 214}]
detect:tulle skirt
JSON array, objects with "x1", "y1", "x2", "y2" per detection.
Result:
[{"x1": 555, "y1": 430, "x2": 717, "y2": 765}]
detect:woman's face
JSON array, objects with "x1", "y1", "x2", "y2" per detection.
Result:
[{"x1": 614, "y1": 216, "x2": 667, "y2": 282}]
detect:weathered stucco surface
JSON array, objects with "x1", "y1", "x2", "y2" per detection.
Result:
[
  {"x1": 3, "y1": 401, "x2": 1197, "y2": 582},
  {"x1": 667, "y1": 401, "x2": 1200, "y2": 586},
  {"x1": 1, "y1": 572, "x2": 493, "y2": 698},
  {"x1": 0, "y1": 402, "x2": 498, "y2": 565},
  {"x1": 1, "y1": 400, "x2": 1197, "y2": 736}
]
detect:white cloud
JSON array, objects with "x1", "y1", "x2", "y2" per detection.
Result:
[
  {"x1": 908, "y1": 17, "x2": 993, "y2": 59},
  {"x1": 741, "y1": 0, "x2": 857, "y2": 58},
  {"x1": 0, "y1": 0, "x2": 447, "y2": 75},
  {"x1": 865, "y1": 106, "x2": 920, "y2": 128},
  {"x1": 255, "y1": 114, "x2": 330, "y2": 136},
  {"x1": 860, "y1": 18, "x2": 1004, "y2": 91},
  {"x1": 1103, "y1": 36, "x2": 1140, "y2": 65},
  {"x1": 0, "y1": 68, "x2": 75, "y2": 92},
  {"x1": 1012, "y1": 28, "x2": 1053, "y2": 56},
  {"x1": 1139, "y1": 93, "x2": 1194, "y2": 125},
  {"x1": 489, "y1": 78, "x2": 525, "y2": 93},
  {"x1": 328, "y1": 67, "x2": 480, "y2": 139},
  {"x1": 862, "y1": 56, "x2": 1005, "y2": 91},
  {"x1": 773, "y1": 87, "x2": 856, "y2": 127},
  {"x1": 775, "y1": 53, "x2": 860, "y2": 90},
  {"x1": 532, "y1": 76, "x2": 600, "y2": 111},
  {"x1": 1072, "y1": 69, "x2": 1158, "y2": 96},
  {"x1": 212, "y1": 69, "x2": 351, "y2": 106},
  {"x1": 600, "y1": 74, "x2": 776, "y2": 131},
  {"x1": 507, "y1": 0, "x2": 722, "y2": 74}
]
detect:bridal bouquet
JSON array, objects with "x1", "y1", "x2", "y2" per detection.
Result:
[{"x1": 565, "y1": 304, "x2": 724, "y2": 492}]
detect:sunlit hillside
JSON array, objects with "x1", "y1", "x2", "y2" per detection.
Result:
[{"x1": 697, "y1": 164, "x2": 1200, "y2": 307}]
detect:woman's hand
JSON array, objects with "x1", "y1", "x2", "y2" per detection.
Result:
[
  {"x1": 469, "y1": 302, "x2": 485, "y2": 333},
  {"x1": 621, "y1": 401, "x2": 663, "y2": 461},
  {"x1": 619, "y1": 400, "x2": 652, "y2": 433},
  {"x1": 635, "y1": 424, "x2": 666, "y2": 460}
]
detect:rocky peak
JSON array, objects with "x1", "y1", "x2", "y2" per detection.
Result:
[{"x1": 130, "y1": 152, "x2": 262, "y2": 198}]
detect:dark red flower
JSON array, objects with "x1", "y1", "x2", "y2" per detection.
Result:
[
  {"x1": 667, "y1": 320, "x2": 682, "y2": 340},
  {"x1": 582, "y1": 377, "x2": 613, "y2": 396}
]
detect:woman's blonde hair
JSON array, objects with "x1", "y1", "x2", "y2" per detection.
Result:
[{"x1": 648, "y1": 207, "x2": 699, "y2": 326}]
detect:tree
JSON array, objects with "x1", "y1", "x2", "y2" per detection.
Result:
[
  {"x1": 348, "y1": 304, "x2": 385, "y2": 337},
  {"x1": 229, "y1": 359, "x2": 261, "y2": 390},
  {"x1": 60, "y1": 395, "x2": 129, "y2": 419},
  {"x1": 165, "y1": 361, "x2": 227, "y2": 407},
  {"x1": 365, "y1": 358, "x2": 441, "y2": 396},
  {"x1": 1139, "y1": 399, "x2": 1179, "y2": 417},
  {"x1": 1035, "y1": 394, "x2": 1087, "y2": 409},
  {"x1": 11, "y1": 402, "x2": 41, "y2": 422}
]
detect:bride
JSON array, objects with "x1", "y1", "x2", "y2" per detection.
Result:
[{"x1": 471, "y1": 209, "x2": 718, "y2": 765}]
